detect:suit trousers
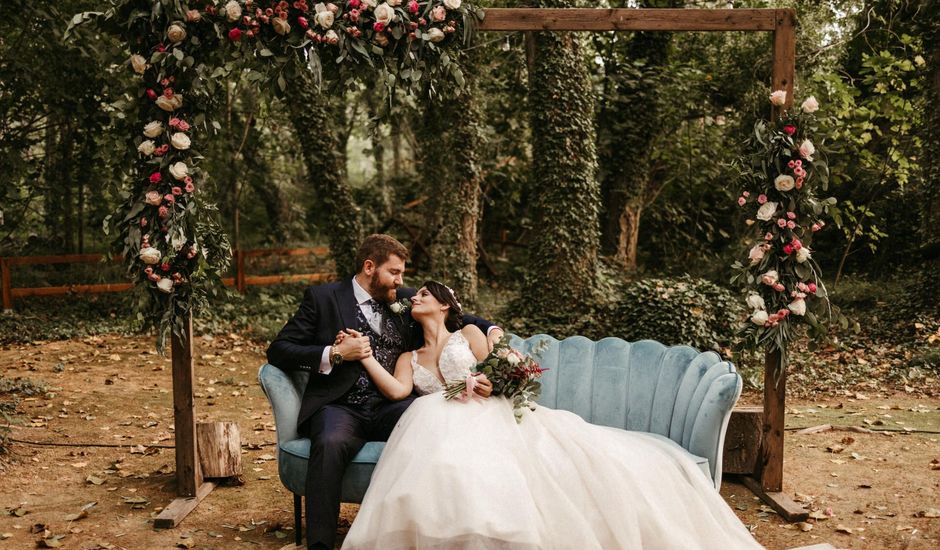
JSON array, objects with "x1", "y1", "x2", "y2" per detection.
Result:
[{"x1": 304, "y1": 395, "x2": 416, "y2": 549}]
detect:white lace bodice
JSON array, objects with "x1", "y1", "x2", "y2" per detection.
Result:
[{"x1": 411, "y1": 331, "x2": 478, "y2": 395}]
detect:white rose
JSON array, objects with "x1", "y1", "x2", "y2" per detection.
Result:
[
  {"x1": 746, "y1": 293, "x2": 766, "y2": 311},
  {"x1": 130, "y1": 54, "x2": 148, "y2": 74},
  {"x1": 756, "y1": 201, "x2": 778, "y2": 221},
  {"x1": 185, "y1": 9, "x2": 202, "y2": 22},
  {"x1": 387, "y1": 0, "x2": 402, "y2": 6},
  {"x1": 761, "y1": 270, "x2": 779, "y2": 285},
  {"x1": 373, "y1": 3, "x2": 395, "y2": 25},
  {"x1": 156, "y1": 277, "x2": 175, "y2": 293},
  {"x1": 769, "y1": 90, "x2": 787, "y2": 106},
  {"x1": 316, "y1": 10, "x2": 334, "y2": 28},
  {"x1": 750, "y1": 310, "x2": 769, "y2": 326},
  {"x1": 787, "y1": 298, "x2": 806, "y2": 316},
  {"x1": 506, "y1": 352, "x2": 521, "y2": 365},
  {"x1": 801, "y1": 96, "x2": 819, "y2": 113},
  {"x1": 389, "y1": 302, "x2": 402, "y2": 313},
  {"x1": 748, "y1": 244, "x2": 765, "y2": 265},
  {"x1": 167, "y1": 23, "x2": 187, "y2": 43},
  {"x1": 324, "y1": 30, "x2": 339, "y2": 44},
  {"x1": 798, "y1": 139, "x2": 815, "y2": 161},
  {"x1": 774, "y1": 174, "x2": 795, "y2": 192},
  {"x1": 137, "y1": 140, "x2": 156, "y2": 156},
  {"x1": 795, "y1": 247, "x2": 811, "y2": 263},
  {"x1": 139, "y1": 247, "x2": 162, "y2": 265},
  {"x1": 170, "y1": 132, "x2": 191, "y2": 150},
  {"x1": 360, "y1": 0, "x2": 377, "y2": 9},
  {"x1": 143, "y1": 121, "x2": 163, "y2": 138},
  {"x1": 272, "y1": 17, "x2": 291, "y2": 35},
  {"x1": 145, "y1": 190, "x2": 163, "y2": 206},
  {"x1": 169, "y1": 162, "x2": 189, "y2": 180},
  {"x1": 224, "y1": 1, "x2": 242, "y2": 22},
  {"x1": 156, "y1": 94, "x2": 184, "y2": 112},
  {"x1": 426, "y1": 27, "x2": 445, "y2": 42},
  {"x1": 443, "y1": 0, "x2": 461, "y2": 9}
]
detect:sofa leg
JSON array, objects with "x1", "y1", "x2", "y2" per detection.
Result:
[{"x1": 294, "y1": 493, "x2": 303, "y2": 547}]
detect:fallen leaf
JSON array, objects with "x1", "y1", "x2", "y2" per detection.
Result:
[
  {"x1": 808, "y1": 510, "x2": 830, "y2": 520},
  {"x1": 86, "y1": 475, "x2": 105, "y2": 485},
  {"x1": 796, "y1": 522, "x2": 813, "y2": 532},
  {"x1": 1, "y1": 533, "x2": 12, "y2": 539},
  {"x1": 835, "y1": 524, "x2": 854, "y2": 534},
  {"x1": 914, "y1": 508, "x2": 940, "y2": 518},
  {"x1": 176, "y1": 541, "x2": 195, "y2": 549}
]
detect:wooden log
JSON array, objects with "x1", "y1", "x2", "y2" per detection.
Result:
[
  {"x1": 740, "y1": 475, "x2": 809, "y2": 522},
  {"x1": 722, "y1": 406, "x2": 763, "y2": 475},
  {"x1": 171, "y1": 312, "x2": 201, "y2": 497},
  {"x1": 758, "y1": 350, "x2": 785, "y2": 492},
  {"x1": 235, "y1": 249, "x2": 247, "y2": 294},
  {"x1": 153, "y1": 481, "x2": 216, "y2": 529},
  {"x1": 196, "y1": 421, "x2": 242, "y2": 479},
  {"x1": 793, "y1": 424, "x2": 833, "y2": 436},
  {"x1": 478, "y1": 8, "x2": 778, "y2": 32}
]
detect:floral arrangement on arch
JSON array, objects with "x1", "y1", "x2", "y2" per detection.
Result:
[
  {"x1": 68, "y1": 0, "x2": 481, "y2": 349},
  {"x1": 731, "y1": 90, "x2": 846, "y2": 359}
]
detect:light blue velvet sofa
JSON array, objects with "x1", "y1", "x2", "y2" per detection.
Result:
[{"x1": 258, "y1": 335, "x2": 742, "y2": 546}]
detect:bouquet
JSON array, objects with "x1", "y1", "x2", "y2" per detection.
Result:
[{"x1": 444, "y1": 337, "x2": 547, "y2": 422}]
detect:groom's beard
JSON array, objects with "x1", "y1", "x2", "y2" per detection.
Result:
[{"x1": 370, "y1": 273, "x2": 398, "y2": 303}]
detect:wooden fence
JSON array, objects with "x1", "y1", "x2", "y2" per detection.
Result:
[{"x1": 0, "y1": 247, "x2": 334, "y2": 312}]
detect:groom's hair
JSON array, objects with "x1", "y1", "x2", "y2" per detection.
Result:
[{"x1": 355, "y1": 234, "x2": 409, "y2": 272}]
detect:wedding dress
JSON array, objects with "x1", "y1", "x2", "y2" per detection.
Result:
[{"x1": 341, "y1": 331, "x2": 763, "y2": 550}]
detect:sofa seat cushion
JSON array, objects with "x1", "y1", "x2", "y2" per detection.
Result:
[
  {"x1": 281, "y1": 438, "x2": 386, "y2": 464},
  {"x1": 637, "y1": 432, "x2": 710, "y2": 480}
]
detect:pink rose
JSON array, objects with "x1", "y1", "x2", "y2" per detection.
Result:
[
  {"x1": 787, "y1": 212, "x2": 796, "y2": 220},
  {"x1": 742, "y1": 191, "x2": 750, "y2": 197},
  {"x1": 791, "y1": 239, "x2": 802, "y2": 250},
  {"x1": 171, "y1": 186, "x2": 182, "y2": 196},
  {"x1": 807, "y1": 282, "x2": 817, "y2": 293},
  {"x1": 145, "y1": 191, "x2": 162, "y2": 205},
  {"x1": 786, "y1": 221, "x2": 796, "y2": 229},
  {"x1": 140, "y1": 217, "x2": 148, "y2": 227},
  {"x1": 184, "y1": 181, "x2": 195, "y2": 193},
  {"x1": 757, "y1": 194, "x2": 767, "y2": 205},
  {"x1": 737, "y1": 197, "x2": 746, "y2": 206},
  {"x1": 773, "y1": 282, "x2": 785, "y2": 292},
  {"x1": 407, "y1": 0, "x2": 418, "y2": 13},
  {"x1": 161, "y1": 262, "x2": 171, "y2": 272},
  {"x1": 158, "y1": 206, "x2": 170, "y2": 218},
  {"x1": 764, "y1": 232, "x2": 773, "y2": 241},
  {"x1": 432, "y1": 5, "x2": 446, "y2": 21},
  {"x1": 154, "y1": 144, "x2": 170, "y2": 156},
  {"x1": 777, "y1": 218, "x2": 786, "y2": 228}
]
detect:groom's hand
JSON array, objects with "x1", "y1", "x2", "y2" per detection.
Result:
[
  {"x1": 335, "y1": 329, "x2": 372, "y2": 361},
  {"x1": 486, "y1": 328, "x2": 505, "y2": 351},
  {"x1": 472, "y1": 372, "x2": 493, "y2": 398}
]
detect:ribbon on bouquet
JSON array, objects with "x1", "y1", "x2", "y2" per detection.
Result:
[{"x1": 456, "y1": 373, "x2": 484, "y2": 403}]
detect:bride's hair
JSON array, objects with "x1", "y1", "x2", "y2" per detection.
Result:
[{"x1": 423, "y1": 280, "x2": 463, "y2": 332}]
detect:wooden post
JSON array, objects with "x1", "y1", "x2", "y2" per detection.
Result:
[
  {"x1": 771, "y1": 8, "x2": 796, "y2": 115},
  {"x1": 1, "y1": 257, "x2": 12, "y2": 313},
  {"x1": 171, "y1": 311, "x2": 201, "y2": 497},
  {"x1": 235, "y1": 249, "x2": 247, "y2": 294}
]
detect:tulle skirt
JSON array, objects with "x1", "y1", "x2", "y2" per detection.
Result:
[{"x1": 341, "y1": 394, "x2": 762, "y2": 550}]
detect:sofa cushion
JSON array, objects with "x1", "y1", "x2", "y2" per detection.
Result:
[{"x1": 281, "y1": 438, "x2": 386, "y2": 464}]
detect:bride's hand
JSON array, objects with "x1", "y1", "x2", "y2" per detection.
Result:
[
  {"x1": 486, "y1": 328, "x2": 505, "y2": 351},
  {"x1": 471, "y1": 372, "x2": 493, "y2": 398}
]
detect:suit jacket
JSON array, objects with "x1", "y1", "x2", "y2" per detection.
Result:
[{"x1": 266, "y1": 279, "x2": 495, "y2": 426}]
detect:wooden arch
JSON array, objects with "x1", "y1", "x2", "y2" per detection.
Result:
[{"x1": 163, "y1": 6, "x2": 803, "y2": 529}]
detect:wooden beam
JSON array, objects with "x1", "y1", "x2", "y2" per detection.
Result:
[
  {"x1": 759, "y1": 350, "x2": 785, "y2": 492},
  {"x1": 171, "y1": 312, "x2": 201, "y2": 497},
  {"x1": 1, "y1": 258, "x2": 12, "y2": 313},
  {"x1": 153, "y1": 481, "x2": 216, "y2": 529},
  {"x1": 478, "y1": 8, "x2": 778, "y2": 32},
  {"x1": 771, "y1": 8, "x2": 797, "y2": 117},
  {"x1": 12, "y1": 282, "x2": 133, "y2": 298},
  {"x1": 739, "y1": 475, "x2": 809, "y2": 522}
]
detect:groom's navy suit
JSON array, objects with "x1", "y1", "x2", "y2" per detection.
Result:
[{"x1": 267, "y1": 279, "x2": 494, "y2": 549}]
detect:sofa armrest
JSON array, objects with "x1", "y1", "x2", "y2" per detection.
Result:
[
  {"x1": 684, "y1": 370, "x2": 742, "y2": 489},
  {"x1": 258, "y1": 363, "x2": 307, "y2": 445}
]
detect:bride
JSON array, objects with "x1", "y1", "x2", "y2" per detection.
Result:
[{"x1": 339, "y1": 280, "x2": 763, "y2": 550}]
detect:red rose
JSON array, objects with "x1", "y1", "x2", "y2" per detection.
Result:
[
  {"x1": 348, "y1": 0, "x2": 361, "y2": 8},
  {"x1": 228, "y1": 27, "x2": 243, "y2": 41},
  {"x1": 407, "y1": 0, "x2": 419, "y2": 14},
  {"x1": 807, "y1": 282, "x2": 817, "y2": 293},
  {"x1": 146, "y1": 89, "x2": 158, "y2": 100},
  {"x1": 783, "y1": 125, "x2": 797, "y2": 135},
  {"x1": 782, "y1": 244, "x2": 793, "y2": 255},
  {"x1": 373, "y1": 22, "x2": 385, "y2": 32},
  {"x1": 161, "y1": 262, "x2": 171, "y2": 272},
  {"x1": 297, "y1": 16, "x2": 309, "y2": 29},
  {"x1": 163, "y1": 87, "x2": 174, "y2": 98},
  {"x1": 149, "y1": 172, "x2": 162, "y2": 184}
]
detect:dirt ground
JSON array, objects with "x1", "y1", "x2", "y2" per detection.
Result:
[{"x1": 0, "y1": 334, "x2": 937, "y2": 549}]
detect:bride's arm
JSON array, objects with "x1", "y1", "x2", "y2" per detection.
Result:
[
  {"x1": 359, "y1": 351, "x2": 414, "y2": 401},
  {"x1": 461, "y1": 324, "x2": 489, "y2": 362}
]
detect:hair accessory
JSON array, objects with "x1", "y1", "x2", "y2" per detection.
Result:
[{"x1": 444, "y1": 285, "x2": 462, "y2": 311}]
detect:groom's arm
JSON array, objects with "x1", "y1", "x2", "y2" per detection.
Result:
[
  {"x1": 266, "y1": 287, "x2": 328, "y2": 373},
  {"x1": 460, "y1": 313, "x2": 505, "y2": 348}
]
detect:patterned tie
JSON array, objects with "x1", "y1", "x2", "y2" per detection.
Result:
[{"x1": 365, "y1": 299, "x2": 384, "y2": 334}]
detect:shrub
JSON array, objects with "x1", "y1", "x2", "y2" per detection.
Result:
[{"x1": 610, "y1": 275, "x2": 740, "y2": 352}]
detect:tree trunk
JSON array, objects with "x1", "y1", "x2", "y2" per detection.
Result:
[
  {"x1": 921, "y1": 14, "x2": 940, "y2": 248},
  {"x1": 615, "y1": 200, "x2": 643, "y2": 270},
  {"x1": 284, "y1": 71, "x2": 363, "y2": 277},
  {"x1": 523, "y1": 0, "x2": 601, "y2": 312}
]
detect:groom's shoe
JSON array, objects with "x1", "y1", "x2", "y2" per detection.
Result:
[{"x1": 308, "y1": 543, "x2": 330, "y2": 550}]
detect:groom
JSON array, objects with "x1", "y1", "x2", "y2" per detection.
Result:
[{"x1": 267, "y1": 234, "x2": 502, "y2": 549}]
